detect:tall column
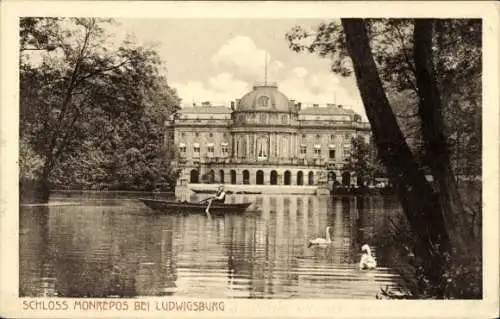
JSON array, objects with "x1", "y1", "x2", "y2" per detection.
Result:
[
  {"x1": 296, "y1": 133, "x2": 299, "y2": 157},
  {"x1": 268, "y1": 133, "x2": 273, "y2": 159},
  {"x1": 246, "y1": 135, "x2": 250, "y2": 158},
  {"x1": 253, "y1": 133, "x2": 257, "y2": 159},
  {"x1": 267, "y1": 134, "x2": 270, "y2": 159},
  {"x1": 274, "y1": 133, "x2": 279, "y2": 158}
]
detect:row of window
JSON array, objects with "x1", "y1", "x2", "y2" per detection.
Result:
[
  {"x1": 234, "y1": 113, "x2": 354, "y2": 123},
  {"x1": 179, "y1": 144, "x2": 229, "y2": 154},
  {"x1": 180, "y1": 144, "x2": 350, "y2": 160},
  {"x1": 190, "y1": 169, "x2": 318, "y2": 185},
  {"x1": 180, "y1": 144, "x2": 350, "y2": 152},
  {"x1": 189, "y1": 169, "x2": 353, "y2": 186},
  {"x1": 177, "y1": 131, "x2": 359, "y2": 141},
  {"x1": 179, "y1": 132, "x2": 225, "y2": 138},
  {"x1": 236, "y1": 113, "x2": 291, "y2": 124}
]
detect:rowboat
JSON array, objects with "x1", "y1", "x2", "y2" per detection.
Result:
[{"x1": 139, "y1": 198, "x2": 252, "y2": 214}]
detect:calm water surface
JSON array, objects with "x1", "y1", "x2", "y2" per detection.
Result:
[{"x1": 20, "y1": 194, "x2": 403, "y2": 299}]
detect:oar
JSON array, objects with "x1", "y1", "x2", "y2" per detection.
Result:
[{"x1": 199, "y1": 197, "x2": 211, "y2": 203}]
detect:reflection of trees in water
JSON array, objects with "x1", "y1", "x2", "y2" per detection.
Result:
[
  {"x1": 345, "y1": 195, "x2": 403, "y2": 268},
  {"x1": 19, "y1": 206, "x2": 57, "y2": 297},
  {"x1": 369, "y1": 196, "x2": 404, "y2": 268},
  {"x1": 21, "y1": 206, "x2": 156, "y2": 297}
]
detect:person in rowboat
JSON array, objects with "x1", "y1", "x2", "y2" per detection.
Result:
[{"x1": 205, "y1": 185, "x2": 226, "y2": 215}]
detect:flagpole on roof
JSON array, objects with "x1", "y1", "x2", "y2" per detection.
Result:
[{"x1": 264, "y1": 52, "x2": 268, "y2": 86}]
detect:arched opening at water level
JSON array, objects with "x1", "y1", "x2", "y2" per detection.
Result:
[
  {"x1": 256, "y1": 170, "x2": 264, "y2": 185},
  {"x1": 284, "y1": 171, "x2": 291, "y2": 185},
  {"x1": 242, "y1": 170, "x2": 250, "y2": 185},
  {"x1": 270, "y1": 170, "x2": 278, "y2": 185},
  {"x1": 297, "y1": 171, "x2": 304, "y2": 185},
  {"x1": 230, "y1": 170, "x2": 237, "y2": 184},
  {"x1": 190, "y1": 169, "x2": 199, "y2": 183}
]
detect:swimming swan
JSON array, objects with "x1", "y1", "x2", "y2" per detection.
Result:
[
  {"x1": 308, "y1": 226, "x2": 332, "y2": 247},
  {"x1": 359, "y1": 244, "x2": 377, "y2": 269}
]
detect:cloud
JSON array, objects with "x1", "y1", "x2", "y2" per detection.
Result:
[
  {"x1": 208, "y1": 73, "x2": 248, "y2": 93},
  {"x1": 173, "y1": 73, "x2": 250, "y2": 106},
  {"x1": 290, "y1": 67, "x2": 308, "y2": 78},
  {"x1": 173, "y1": 35, "x2": 366, "y2": 119},
  {"x1": 211, "y1": 36, "x2": 284, "y2": 81},
  {"x1": 279, "y1": 68, "x2": 365, "y2": 117}
]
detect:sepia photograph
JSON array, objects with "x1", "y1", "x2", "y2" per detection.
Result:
[{"x1": 1, "y1": 1, "x2": 499, "y2": 318}]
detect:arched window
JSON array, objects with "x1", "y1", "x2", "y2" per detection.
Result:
[
  {"x1": 190, "y1": 169, "x2": 199, "y2": 183},
  {"x1": 257, "y1": 95, "x2": 270, "y2": 107},
  {"x1": 270, "y1": 170, "x2": 278, "y2": 185},
  {"x1": 256, "y1": 170, "x2": 264, "y2": 185},
  {"x1": 230, "y1": 170, "x2": 236, "y2": 184},
  {"x1": 284, "y1": 171, "x2": 291, "y2": 185},
  {"x1": 297, "y1": 171, "x2": 304, "y2": 185},
  {"x1": 243, "y1": 170, "x2": 250, "y2": 184},
  {"x1": 308, "y1": 171, "x2": 314, "y2": 185},
  {"x1": 219, "y1": 170, "x2": 225, "y2": 184}
]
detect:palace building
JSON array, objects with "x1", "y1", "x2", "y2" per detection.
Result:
[{"x1": 164, "y1": 82, "x2": 371, "y2": 191}]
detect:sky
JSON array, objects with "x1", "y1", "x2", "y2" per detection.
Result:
[{"x1": 113, "y1": 19, "x2": 366, "y2": 117}]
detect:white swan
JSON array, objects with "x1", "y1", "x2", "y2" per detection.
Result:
[
  {"x1": 308, "y1": 226, "x2": 332, "y2": 247},
  {"x1": 359, "y1": 244, "x2": 377, "y2": 269}
]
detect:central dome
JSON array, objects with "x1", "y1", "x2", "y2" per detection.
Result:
[{"x1": 237, "y1": 83, "x2": 292, "y2": 112}]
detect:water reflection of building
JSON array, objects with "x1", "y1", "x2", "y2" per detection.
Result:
[
  {"x1": 20, "y1": 195, "x2": 399, "y2": 298},
  {"x1": 224, "y1": 195, "x2": 331, "y2": 297},
  {"x1": 134, "y1": 217, "x2": 178, "y2": 296},
  {"x1": 166, "y1": 83, "x2": 371, "y2": 189}
]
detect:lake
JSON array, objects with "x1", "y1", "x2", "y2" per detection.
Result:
[{"x1": 19, "y1": 193, "x2": 404, "y2": 299}]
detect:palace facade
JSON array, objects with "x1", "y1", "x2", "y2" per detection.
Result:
[{"x1": 165, "y1": 82, "x2": 371, "y2": 189}]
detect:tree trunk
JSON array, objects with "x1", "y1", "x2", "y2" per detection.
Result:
[
  {"x1": 341, "y1": 19, "x2": 451, "y2": 296},
  {"x1": 413, "y1": 19, "x2": 474, "y2": 255}
]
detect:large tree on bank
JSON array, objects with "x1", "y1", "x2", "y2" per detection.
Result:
[
  {"x1": 287, "y1": 19, "x2": 481, "y2": 298},
  {"x1": 20, "y1": 18, "x2": 180, "y2": 202}
]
